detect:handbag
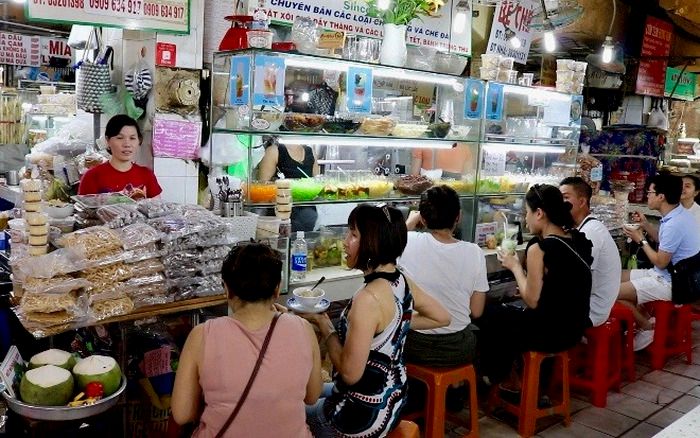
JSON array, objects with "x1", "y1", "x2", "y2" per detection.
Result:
[
  {"x1": 76, "y1": 31, "x2": 114, "y2": 114},
  {"x1": 669, "y1": 251, "x2": 700, "y2": 304},
  {"x1": 213, "y1": 312, "x2": 281, "y2": 438}
]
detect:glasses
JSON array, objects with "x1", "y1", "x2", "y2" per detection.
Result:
[
  {"x1": 375, "y1": 202, "x2": 392, "y2": 223},
  {"x1": 647, "y1": 190, "x2": 657, "y2": 195}
]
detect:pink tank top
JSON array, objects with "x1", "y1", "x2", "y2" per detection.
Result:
[{"x1": 193, "y1": 314, "x2": 313, "y2": 438}]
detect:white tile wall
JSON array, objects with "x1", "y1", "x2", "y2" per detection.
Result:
[{"x1": 154, "y1": 158, "x2": 199, "y2": 204}]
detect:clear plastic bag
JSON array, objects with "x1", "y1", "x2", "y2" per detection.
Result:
[
  {"x1": 58, "y1": 226, "x2": 123, "y2": 259},
  {"x1": 117, "y1": 222, "x2": 162, "y2": 250},
  {"x1": 14, "y1": 308, "x2": 89, "y2": 338},
  {"x1": 200, "y1": 245, "x2": 231, "y2": 261},
  {"x1": 79, "y1": 262, "x2": 131, "y2": 286},
  {"x1": 20, "y1": 291, "x2": 86, "y2": 314},
  {"x1": 198, "y1": 258, "x2": 224, "y2": 276},
  {"x1": 11, "y1": 246, "x2": 88, "y2": 280},
  {"x1": 124, "y1": 259, "x2": 165, "y2": 278},
  {"x1": 137, "y1": 200, "x2": 184, "y2": 219},
  {"x1": 85, "y1": 282, "x2": 129, "y2": 304},
  {"x1": 132, "y1": 294, "x2": 174, "y2": 308},
  {"x1": 90, "y1": 296, "x2": 134, "y2": 321},
  {"x1": 22, "y1": 275, "x2": 92, "y2": 295},
  {"x1": 96, "y1": 204, "x2": 145, "y2": 228},
  {"x1": 171, "y1": 275, "x2": 224, "y2": 301}
]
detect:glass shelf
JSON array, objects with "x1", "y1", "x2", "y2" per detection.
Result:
[{"x1": 247, "y1": 193, "x2": 475, "y2": 208}]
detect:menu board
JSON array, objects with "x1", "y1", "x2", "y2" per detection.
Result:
[
  {"x1": 26, "y1": 0, "x2": 189, "y2": 34},
  {"x1": 0, "y1": 32, "x2": 40, "y2": 67},
  {"x1": 152, "y1": 118, "x2": 201, "y2": 159},
  {"x1": 635, "y1": 17, "x2": 673, "y2": 97}
]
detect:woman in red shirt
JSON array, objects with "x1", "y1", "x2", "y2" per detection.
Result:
[{"x1": 78, "y1": 114, "x2": 162, "y2": 199}]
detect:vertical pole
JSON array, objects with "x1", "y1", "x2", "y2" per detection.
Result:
[{"x1": 93, "y1": 113, "x2": 101, "y2": 145}]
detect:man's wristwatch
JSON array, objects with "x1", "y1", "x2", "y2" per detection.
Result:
[{"x1": 640, "y1": 239, "x2": 649, "y2": 246}]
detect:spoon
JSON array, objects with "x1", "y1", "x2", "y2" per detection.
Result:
[{"x1": 310, "y1": 276, "x2": 326, "y2": 291}]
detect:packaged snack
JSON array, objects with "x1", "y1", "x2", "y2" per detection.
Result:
[
  {"x1": 58, "y1": 226, "x2": 123, "y2": 259},
  {"x1": 90, "y1": 297, "x2": 134, "y2": 321},
  {"x1": 137, "y1": 200, "x2": 184, "y2": 219},
  {"x1": 20, "y1": 291, "x2": 82, "y2": 314},
  {"x1": 97, "y1": 204, "x2": 146, "y2": 228},
  {"x1": 23, "y1": 275, "x2": 91, "y2": 295},
  {"x1": 117, "y1": 222, "x2": 162, "y2": 250}
]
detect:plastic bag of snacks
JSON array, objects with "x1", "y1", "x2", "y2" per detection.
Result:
[
  {"x1": 137, "y1": 200, "x2": 184, "y2": 219},
  {"x1": 117, "y1": 222, "x2": 162, "y2": 250},
  {"x1": 20, "y1": 291, "x2": 86, "y2": 314},
  {"x1": 85, "y1": 282, "x2": 129, "y2": 304},
  {"x1": 90, "y1": 296, "x2": 135, "y2": 321},
  {"x1": 22, "y1": 275, "x2": 92, "y2": 295},
  {"x1": 58, "y1": 226, "x2": 123, "y2": 259},
  {"x1": 97, "y1": 204, "x2": 146, "y2": 228},
  {"x1": 11, "y1": 247, "x2": 88, "y2": 280}
]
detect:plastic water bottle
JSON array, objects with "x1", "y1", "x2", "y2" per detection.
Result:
[{"x1": 290, "y1": 231, "x2": 308, "y2": 282}]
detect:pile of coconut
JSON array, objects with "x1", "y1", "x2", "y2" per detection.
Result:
[{"x1": 19, "y1": 349, "x2": 121, "y2": 406}]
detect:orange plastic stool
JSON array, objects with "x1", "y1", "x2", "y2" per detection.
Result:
[
  {"x1": 610, "y1": 302, "x2": 636, "y2": 382},
  {"x1": 403, "y1": 363, "x2": 479, "y2": 438},
  {"x1": 647, "y1": 301, "x2": 693, "y2": 370},
  {"x1": 569, "y1": 319, "x2": 622, "y2": 407},
  {"x1": 387, "y1": 420, "x2": 420, "y2": 438},
  {"x1": 489, "y1": 351, "x2": 571, "y2": 438}
]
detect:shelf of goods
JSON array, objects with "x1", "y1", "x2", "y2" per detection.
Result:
[
  {"x1": 9, "y1": 197, "x2": 258, "y2": 338},
  {"x1": 210, "y1": 49, "x2": 582, "y2": 288}
]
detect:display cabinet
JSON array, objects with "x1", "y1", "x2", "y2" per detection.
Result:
[{"x1": 209, "y1": 50, "x2": 581, "y2": 289}]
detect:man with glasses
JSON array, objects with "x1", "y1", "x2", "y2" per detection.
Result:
[
  {"x1": 560, "y1": 177, "x2": 621, "y2": 328},
  {"x1": 619, "y1": 174, "x2": 700, "y2": 350}
]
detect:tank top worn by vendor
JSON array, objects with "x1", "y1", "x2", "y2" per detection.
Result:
[
  {"x1": 277, "y1": 145, "x2": 314, "y2": 179},
  {"x1": 323, "y1": 270, "x2": 414, "y2": 437}
]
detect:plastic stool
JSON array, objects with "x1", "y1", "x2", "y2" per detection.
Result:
[
  {"x1": 387, "y1": 420, "x2": 420, "y2": 438},
  {"x1": 569, "y1": 319, "x2": 622, "y2": 407},
  {"x1": 403, "y1": 363, "x2": 479, "y2": 438},
  {"x1": 647, "y1": 301, "x2": 693, "y2": 370},
  {"x1": 489, "y1": 351, "x2": 571, "y2": 438},
  {"x1": 610, "y1": 302, "x2": 636, "y2": 382}
]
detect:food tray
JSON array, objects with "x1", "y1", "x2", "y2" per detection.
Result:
[{"x1": 2, "y1": 375, "x2": 126, "y2": 421}]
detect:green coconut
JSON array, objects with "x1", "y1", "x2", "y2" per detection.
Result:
[
  {"x1": 20, "y1": 365, "x2": 74, "y2": 406},
  {"x1": 72, "y1": 355, "x2": 122, "y2": 396},
  {"x1": 29, "y1": 349, "x2": 76, "y2": 370}
]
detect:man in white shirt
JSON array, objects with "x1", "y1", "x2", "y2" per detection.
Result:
[{"x1": 560, "y1": 177, "x2": 622, "y2": 327}]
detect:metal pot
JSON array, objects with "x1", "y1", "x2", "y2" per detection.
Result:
[{"x1": 6, "y1": 171, "x2": 18, "y2": 186}]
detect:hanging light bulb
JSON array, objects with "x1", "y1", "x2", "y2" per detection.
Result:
[
  {"x1": 543, "y1": 19, "x2": 556, "y2": 52},
  {"x1": 509, "y1": 35, "x2": 522, "y2": 49},
  {"x1": 452, "y1": 0, "x2": 470, "y2": 34},
  {"x1": 377, "y1": 0, "x2": 391, "y2": 11},
  {"x1": 601, "y1": 36, "x2": 615, "y2": 63}
]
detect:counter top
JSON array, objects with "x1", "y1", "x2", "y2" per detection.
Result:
[
  {"x1": 653, "y1": 404, "x2": 700, "y2": 437},
  {"x1": 0, "y1": 185, "x2": 21, "y2": 205}
]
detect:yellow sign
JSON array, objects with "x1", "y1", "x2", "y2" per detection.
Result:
[{"x1": 317, "y1": 31, "x2": 345, "y2": 50}]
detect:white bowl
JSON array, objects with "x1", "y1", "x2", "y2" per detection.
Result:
[
  {"x1": 623, "y1": 223, "x2": 641, "y2": 230},
  {"x1": 292, "y1": 287, "x2": 325, "y2": 309},
  {"x1": 44, "y1": 203, "x2": 74, "y2": 219}
]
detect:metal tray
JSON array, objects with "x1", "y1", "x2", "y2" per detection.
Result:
[{"x1": 2, "y1": 375, "x2": 126, "y2": 421}]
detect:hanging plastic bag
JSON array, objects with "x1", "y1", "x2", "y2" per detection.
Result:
[{"x1": 124, "y1": 51, "x2": 153, "y2": 117}]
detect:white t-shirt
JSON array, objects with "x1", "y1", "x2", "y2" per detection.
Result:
[
  {"x1": 685, "y1": 202, "x2": 700, "y2": 227},
  {"x1": 399, "y1": 232, "x2": 489, "y2": 335},
  {"x1": 578, "y1": 215, "x2": 622, "y2": 327}
]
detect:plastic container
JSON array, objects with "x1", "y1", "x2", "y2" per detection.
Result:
[
  {"x1": 481, "y1": 53, "x2": 500, "y2": 69},
  {"x1": 556, "y1": 59, "x2": 575, "y2": 71},
  {"x1": 497, "y1": 69, "x2": 517, "y2": 83},
  {"x1": 479, "y1": 67, "x2": 497, "y2": 81},
  {"x1": 498, "y1": 56, "x2": 515, "y2": 70},
  {"x1": 247, "y1": 30, "x2": 273, "y2": 49}
]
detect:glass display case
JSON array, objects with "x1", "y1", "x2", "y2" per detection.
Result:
[{"x1": 210, "y1": 50, "x2": 581, "y2": 286}]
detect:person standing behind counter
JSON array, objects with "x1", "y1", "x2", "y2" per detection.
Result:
[
  {"x1": 410, "y1": 143, "x2": 474, "y2": 179},
  {"x1": 78, "y1": 114, "x2": 162, "y2": 199},
  {"x1": 258, "y1": 137, "x2": 320, "y2": 232}
]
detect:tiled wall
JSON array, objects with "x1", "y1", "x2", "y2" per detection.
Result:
[{"x1": 154, "y1": 158, "x2": 199, "y2": 204}]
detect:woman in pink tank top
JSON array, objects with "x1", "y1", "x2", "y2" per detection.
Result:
[{"x1": 172, "y1": 243, "x2": 322, "y2": 437}]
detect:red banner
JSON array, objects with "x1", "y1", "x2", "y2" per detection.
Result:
[{"x1": 635, "y1": 16, "x2": 673, "y2": 97}]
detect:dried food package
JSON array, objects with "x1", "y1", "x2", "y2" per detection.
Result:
[
  {"x1": 124, "y1": 259, "x2": 165, "y2": 278},
  {"x1": 137, "y1": 200, "x2": 184, "y2": 219},
  {"x1": 22, "y1": 276, "x2": 92, "y2": 295},
  {"x1": 90, "y1": 297, "x2": 135, "y2": 321},
  {"x1": 85, "y1": 282, "x2": 129, "y2": 304},
  {"x1": 198, "y1": 258, "x2": 224, "y2": 276},
  {"x1": 118, "y1": 222, "x2": 162, "y2": 250},
  {"x1": 201, "y1": 246, "x2": 230, "y2": 262},
  {"x1": 394, "y1": 175, "x2": 434, "y2": 195},
  {"x1": 11, "y1": 247, "x2": 89, "y2": 280},
  {"x1": 20, "y1": 291, "x2": 85, "y2": 314},
  {"x1": 79, "y1": 262, "x2": 131, "y2": 287},
  {"x1": 96, "y1": 204, "x2": 146, "y2": 228},
  {"x1": 58, "y1": 226, "x2": 123, "y2": 259}
]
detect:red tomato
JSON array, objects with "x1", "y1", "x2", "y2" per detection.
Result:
[{"x1": 85, "y1": 381, "x2": 105, "y2": 398}]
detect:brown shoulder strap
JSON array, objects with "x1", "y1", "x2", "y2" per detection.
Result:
[{"x1": 214, "y1": 312, "x2": 281, "y2": 438}]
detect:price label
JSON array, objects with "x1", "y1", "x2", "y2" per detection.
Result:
[{"x1": 482, "y1": 149, "x2": 506, "y2": 176}]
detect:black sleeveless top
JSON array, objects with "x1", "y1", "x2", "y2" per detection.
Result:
[{"x1": 277, "y1": 145, "x2": 314, "y2": 179}]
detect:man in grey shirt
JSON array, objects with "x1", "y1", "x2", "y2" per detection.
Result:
[{"x1": 560, "y1": 177, "x2": 621, "y2": 327}]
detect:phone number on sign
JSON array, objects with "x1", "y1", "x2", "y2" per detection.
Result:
[{"x1": 86, "y1": 0, "x2": 185, "y2": 19}]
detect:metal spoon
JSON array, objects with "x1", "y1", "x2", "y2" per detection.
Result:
[{"x1": 310, "y1": 276, "x2": 326, "y2": 291}]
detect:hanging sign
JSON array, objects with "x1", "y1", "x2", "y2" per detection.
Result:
[
  {"x1": 346, "y1": 66, "x2": 373, "y2": 114},
  {"x1": 485, "y1": 0, "x2": 536, "y2": 65},
  {"x1": 40, "y1": 37, "x2": 71, "y2": 65},
  {"x1": 152, "y1": 118, "x2": 201, "y2": 159},
  {"x1": 0, "y1": 32, "x2": 40, "y2": 67},
  {"x1": 26, "y1": 0, "x2": 190, "y2": 34},
  {"x1": 485, "y1": 83, "x2": 504, "y2": 121},
  {"x1": 464, "y1": 79, "x2": 484, "y2": 120},
  {"x1": 229, "y1": 55, "x2": 251, "y2": 106},
  {"x1": 635, "y1": 16, "x2": 673, "y2": 97},
  {"x1": 156, "y1": 42, "x2": 177, "y2": 67},
  {"x1": 665, "y1": 67, "x2": 696, "y2": 101},
  {"x1": 235, "y1": 0, "x2": 471, "y2": 55},
  {"x1": 253, "y1": 55, "x2": 285, "y2": 107}
]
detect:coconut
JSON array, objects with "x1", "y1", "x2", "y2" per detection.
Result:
[
  {"x1": 72, "y1": 355, "x2": 122, "y2": 396},
  {"x1": 20, "y1": 365, "x2": 74, "y2": 406},
  {"x1": 29, "y1": 349, "x2": 76, "y2": 370}
]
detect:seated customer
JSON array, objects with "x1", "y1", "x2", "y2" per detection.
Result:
[
  {"x1": 478, "y1": 184, "x2": 593, "y2": 389},
  {"x1": 620, "y1": 174, "x2": 700, "y2": 350},
  {"x1": 172, "y1": 243, "x2": 322, "y2": 437},
  {"x1": 560, "y1": 177, "x2": 621, "y2": 327},
  {"x1": 400, "y1": 185, "x2": 488, "y2": 367},
  {"x1": 303, "y1": 204, "x2": 450, "y2": 437}
]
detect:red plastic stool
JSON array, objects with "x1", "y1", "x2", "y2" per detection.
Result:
[
  {"x1": 647, "y1": 301, "x2": 693, "y2": 370},
  {"x1": 403, "y1": 363, "x2": 479, "y2": 438},
  {"x1": 569, "y1": 319, "x2": 622, "y2": 407},
  {"x1": 388, "y1": 420, "x2": 420, "y2": 438},
  {"x1": 489, "y1": 351, "x2": 571, "y2": 438},
  {"x1": 610, "y1": 302, "x2": 636, "y2": 382}
]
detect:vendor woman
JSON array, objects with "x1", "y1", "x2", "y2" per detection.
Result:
[{"x1": 78, "y1": 114, "x2": 162, "y2": 199}]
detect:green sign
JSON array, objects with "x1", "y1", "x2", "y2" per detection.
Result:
[{"x1": 665, "y1": 67, "x2": 696, "y2": 101}]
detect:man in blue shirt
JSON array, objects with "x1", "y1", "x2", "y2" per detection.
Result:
[{"x1": 619, "y1": 174, "x2": 700, "y2": 351}]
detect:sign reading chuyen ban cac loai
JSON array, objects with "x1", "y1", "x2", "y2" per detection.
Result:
[
  {"x1": 26, "y1": 0, "x2": 189, "y2": 34},
  {"x1": 250, "y1": 0, "x2": 472, "y2": 55}
]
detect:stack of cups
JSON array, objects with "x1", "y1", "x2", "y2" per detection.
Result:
[
  {"x1": 480, "y1": 54, "x2": 517, "y2": 84},
  {"x1": 25, "y1": 213, "x2": 48, "y2": 256},
  {"x1": 20, "y1": 179, "x2": 42, "y2": 213},
  {"x1": 556, "y1": 59, "x2": 587, "y2": 94},
  {"x1": 275, "y1": 179, "x2": 292, "y2": 220}
]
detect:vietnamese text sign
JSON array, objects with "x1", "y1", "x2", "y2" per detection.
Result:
[
  {"x1": 0, "y1": 32, "x2": 40, "y2": 67},
  {"x1": 40, "y1": 37, "x2": 71, "y2": 65},
  {"x1": 152, "y1": 118, "x2": 201, "y2": 159},
  {"x1": 635, "y1": 17, "x2": 673, "y2": 97},
  {"x1": 486, "y1": 0, "x2": 536, "y2": 65},
  {"x1": 246, "y1": 0, "x2": 471, "y2": 55},
  {"x1": 26, "y1": 0, "x2": 189, "y2": 34},
  {"x1": 665, "y1": 67, "x2": 696, "y2": 101}
]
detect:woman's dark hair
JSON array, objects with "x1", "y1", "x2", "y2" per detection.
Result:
[
  {"x1": 525, "y1": 184, "x2": 575, "y2": 230},
  {"x1": 221, "y1": 243, "x2": 282, "y2": 302},
  {"x1": 420, "y1": 185, "x2": 461, "y2": 230},
  {"x1": 105, "y1": 114, "x2": 142, "y2": 141},
  {"x1": 347, "y1": 204, "x2": 407, "y2": 271},
  {"x1": 649, "y1": 174, "x2": 682, "y2": 205}
]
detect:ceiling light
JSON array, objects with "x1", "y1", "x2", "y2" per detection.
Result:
[
  {"x1": 543, "y1": 19, "x2": 556, "y2": 52},
  {"x1": 505, "y1": 28, "x2": 521, "y2": 49},
  {"x1": 601, "y1": 36, "x2": 614, "y2": 64},
  {"x1": 452, "y1": 0, "x2": 470, "y2": 34}
]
